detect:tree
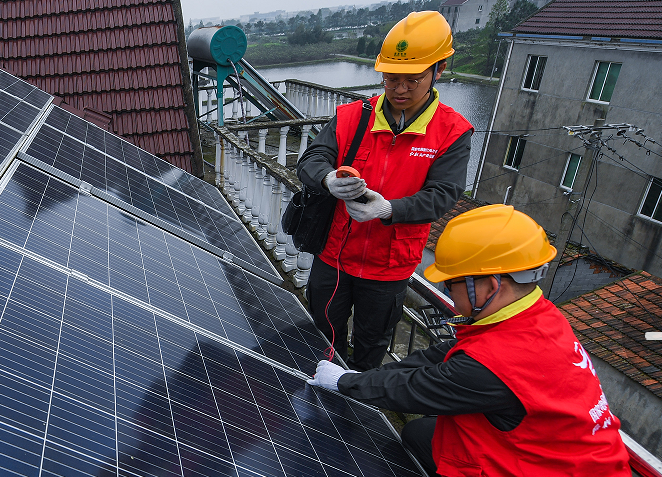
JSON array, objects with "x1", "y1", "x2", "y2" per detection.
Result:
[
  {"x1": 365, "y1": 39, "x2": 377, "y2": 57},
  {"x1": 357, "y1": 36, "x2": 366, "y2": 55},
  {"x1": 503, "y1": 0, "x2": 539, "y2": 31},
  {"x1": 476, "y1": 0, "x2": 509, "y2": 75}
]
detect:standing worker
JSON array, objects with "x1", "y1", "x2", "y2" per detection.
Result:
[
  {"x1": 297, "y1": 11, "x2": 474, "y2": 371},
  {"x1": 308, "y1": 205, "x2": 631, "y2": 477}
]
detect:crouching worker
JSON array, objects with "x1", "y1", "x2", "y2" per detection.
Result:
[{"x1": 307, "y1": 204, "x2": 630, "y2": 477}]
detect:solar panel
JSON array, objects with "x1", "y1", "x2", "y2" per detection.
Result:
[
  {"x1": 0, "y1": 163, "x2": 334, "y2": 375},
  {"x1": 0, "y1": 68, "x2": 426, "y2": 476},
  {"x1": 21, "y1": 107, "x2": 279, "y2": 282},
  {"x1": 0, "y1": 249, "x2": 423, "y2": 476},
  {"x1": 0, "y1": 71, "x2": 51, "y2": 166}
]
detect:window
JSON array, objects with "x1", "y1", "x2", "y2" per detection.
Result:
[
  {"x1": 504, "y1": 136, "x2": 526, "y2": 169},
  {"x1": 478, "y1": 5, "x2": 483, "y2": 11},
  {"x1": 588, "y1": 61, "x2": 621, "y2": 102},
  {"x1": 560, "y1": 153, "x2": 582, "y2": 190},
  {"x1": 522, "y1": 55, "x2": 547, "y2": 91},
  {"x1": 640, "y1": 176, "x2": 662, "y2": 221},
  {"x1": 475, "y1": 18, "x2": 480, "y2": 24}
]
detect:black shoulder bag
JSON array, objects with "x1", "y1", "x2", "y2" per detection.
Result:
[{"x1": 282, "y1": 99, "x2": 373, "y2": 255}]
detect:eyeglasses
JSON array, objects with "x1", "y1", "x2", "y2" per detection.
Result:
[
  {"x1": 382, "y1": 72, "x2": 430, "y2": 91},
  {"x1": 444, "y1": 278, "x2": 466, "y2": 292},
  {"x1": 444, "y1": 276, "x2": 490, "y2": 292}
]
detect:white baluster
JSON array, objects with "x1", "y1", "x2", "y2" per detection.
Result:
[
  {"x1": 232, "y1": 149, "x2": 243, "y2": 208},
  {"x1": 206, "y1": 90, "x2": 212, "y2": 122},
  {"x1": 331, "y1": 92, "x2": 338, "y2": 115},
  {"x1": 223, "y1": 145, "x2": 236, "y2": 200},
  {"x1": 246, "y1": 99, "x2": 251, "y2": 119},
  {"x1": 294, "y1": 252, "x2": 314, "y2": 288},
  {"x1": 298, "y1": 124, "x2": 312, "y2": 160},
  {"x1": 258, "y1": 129, "x2": 268, "y2": 154},
  {"x1": 264, "y1": 179, "x2": 282, "y2": 250},
  {"x1": 257, "y1": 173, "x2": 271, "y2": 240},
  {"x1": 215, "y1": 133, "x2": 222, "y2": 186},
  {"x1": 320, "y1": 90, "x2": 328, "y2": 117},
  {"x1": 249, "y1": 166, "x2": 264, "y2": 231},
  {"x1": 277, "y1": 126, "x2": 290, "y2": 167},
  {"x1": 242, "y1": 160, "x2": 255, "y2": 223},
  {"x1": 282, "y1": 235, "x2": 299, "y2": 272},
  {"x1": 274, "y1": 185, "x2": 292, "y2": 261},
  {"x1": 285, "y1": 82, "x2": 291, "y2": 101},
  {"x1": 236, "y1": 147, "x2": 249, "y2": 215},
  {"x1": 313, "y1": 89, "x2": 320, "y2": 117},
  {"x1": 232, "y1": 90, "x2": 238, "y2": 120},
  {"x1": 306, "y1": 87, "x2": 314, "y2": 118}
]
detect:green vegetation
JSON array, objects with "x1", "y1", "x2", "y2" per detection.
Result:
[{"x1": 187, "y1": 0, "x2": 538, "y2": 76}]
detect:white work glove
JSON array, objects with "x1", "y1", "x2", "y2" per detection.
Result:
[
  {"x1": 306, "y1": 360, "x2": 359, "y2": 391},
  {"x1": 323, "y1": 170, "x2": 366, "y2": 200},
  {"x1": 344, "y1": 189, "x2": 392, "y2": 222}
]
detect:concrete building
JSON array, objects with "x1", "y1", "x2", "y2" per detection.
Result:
[
  {"x1": 473, "y1": 0, "x2": 662, "y2": 277},
  {"x1": 439, "y1": 0, "x2": 549, "y2": 33},
  {"x1": 440, "y1": 0, "x2": 497, "y2": 33}
]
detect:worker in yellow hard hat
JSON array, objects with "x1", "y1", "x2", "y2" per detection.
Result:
[
  {"x1": 308, "y1": 205, "x2": 630, "y2": 477},
  {"x1": 297, "y1": 11, "x2": 474, "y2": 371}
]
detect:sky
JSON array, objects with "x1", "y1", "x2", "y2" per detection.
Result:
[{"x1": 179, "y1": 0, "x2": 370, "y2": 23}]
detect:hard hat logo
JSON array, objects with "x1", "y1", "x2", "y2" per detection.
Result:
[{"x1": 395, "y1": 40, "x2": 408, "y2": 53}]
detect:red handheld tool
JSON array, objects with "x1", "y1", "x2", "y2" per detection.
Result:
[{"x1": 336, "y1": 166, "x2": 368, "y2": 203}]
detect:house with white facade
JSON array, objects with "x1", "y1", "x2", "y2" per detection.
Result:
[{"x1": 473, "y1": 0, "x2": 662, "y2": 277}]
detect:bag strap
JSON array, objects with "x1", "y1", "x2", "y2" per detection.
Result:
[{"x1": 342, "y1": 99, "x2": 373, "y2": 167}]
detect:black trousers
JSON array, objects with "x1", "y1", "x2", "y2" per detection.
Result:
[
  {"x1": 306, "y1": 256, "x2": 409, "y2": 371},
  {"x1": 401, "y1": 416, "x2": 438, "y2": 477}
]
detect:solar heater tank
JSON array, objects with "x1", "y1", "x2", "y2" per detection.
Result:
[
  {"x1": 188, "y1": 26, "x2": 248, "y2": 125},
  {"x1": 187, "y1": 25, "x2": 247, "y2": 66}
]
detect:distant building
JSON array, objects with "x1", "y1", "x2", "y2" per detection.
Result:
[
  {"x1": 473, "y1": 0, "x2": 662, "y2": 277},
  {"x1": 440, "y1": 0, "x2": 550, "y2": 33},
  {"x1": 440, "y1": 0, "x2": 498, "y2": 32}
]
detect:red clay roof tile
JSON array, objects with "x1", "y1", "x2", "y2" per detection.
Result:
[
  {"x1": 513, "y1": 0, "x2": 662, "y2": 40},
  {"x1": 559, "y1": 272, "x2": 662, "y2": 399},
  {"x1": 0, "y1": 0, "x2": 198, "y2": 173}
]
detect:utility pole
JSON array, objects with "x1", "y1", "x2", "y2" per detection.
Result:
[{"x1": 540, "y1": 118, "x2": 605, "y2": 297}]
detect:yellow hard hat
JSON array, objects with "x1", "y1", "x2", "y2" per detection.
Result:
[
  {"x1": 424, "y1": 204, "x2": 558, "y2": 283},
  {"x1": 375, "y1": 11, "x2": 454, "y2": 74}
]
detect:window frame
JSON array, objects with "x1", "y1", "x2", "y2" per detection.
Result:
[
  {"x1": 639, "y1": 176, "x2": 662, "y2": 223},
  {"x1": 560, "y1": 153, "x2": 582, "y2": 191},
  {"x1": 503, "y1": 136, "x2": 527, "y2": 170},
  {"x1": 475, "y1": 18, "x2": 480, "y2": 24},
  {"x1": 521, "y1": 55, "x2": 547, "y2": 92},
  {"x1": 587, "y1": 61, "x2": 622, "y2": 103}
]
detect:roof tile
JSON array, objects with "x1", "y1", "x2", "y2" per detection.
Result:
[
  {"x1": 559, "y1": 272, "x2": 662, "y2": 399},
  {"x1": 513, "y1": 0, "x2": 662, "y2": 40},
  {"x1": 0, "y1": 0, "x2": 196, "y2": 173}
]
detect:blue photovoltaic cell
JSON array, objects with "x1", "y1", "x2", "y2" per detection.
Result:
[
  {"x1": 22, "y1": 109, "x2": 276, "y2": 278},
  {"x1": 0, "y1": 70, "x2": 50, "y2": 133},
  {"x1": 0, "y1": 246, "x2": 423, "y2": 477},
  {"x1": 0, "y1": 163, "x2": 332, "y2": 375}
]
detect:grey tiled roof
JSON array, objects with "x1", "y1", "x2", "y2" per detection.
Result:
[{"x1": 513, "y1": 0, "x2": 662, "y2": 40}]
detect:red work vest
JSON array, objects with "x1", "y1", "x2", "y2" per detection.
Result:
[
  {"x1": 318, "y1": 94, "x2": 473, "y2": 280},
  {"x1": 432, "y1": 297, "x2": 630, "y2": 476}
]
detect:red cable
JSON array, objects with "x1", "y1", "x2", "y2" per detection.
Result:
[{"x1": 323, "y1": 218, "x2": 353, "y2": 362}]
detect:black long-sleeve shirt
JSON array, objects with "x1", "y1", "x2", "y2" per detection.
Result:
[{"x1": 338, "y1": 340, "x2": 527, "y2": 431}]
